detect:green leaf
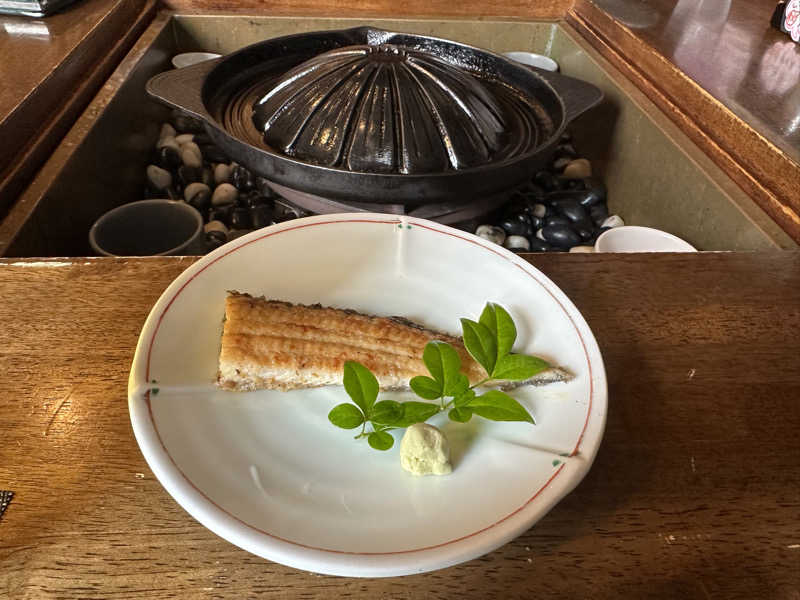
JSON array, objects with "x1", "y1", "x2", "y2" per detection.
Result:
[
  {"x1": 409, "y1": 375, "x2": 442, "y2": 400},
  {"x1": 448, "y1": 407, "x2": 473, "y2": 423},
  {"x1": 479, "y1": 303, "x2": 517, "y2": 360},
  {"x1": 328, "y1": 403, "x2": 365, "y2": 429},
  {"x1": 453, "y1": 388, "x2": 476, "y2": 408},
  {"x1": 460, "y1": 318, "x2": 497, "y2": 376},
  {"x1": 492, "y1": 353, "x2": 551, "y2": 381},
  {"x1": 467, "y1": 390, "x2": 535, "y2": 424},
  {"x1": 394, "y1": 401, "x2": 440, "y2": 427},
  {"x1": 370, "y1": 400, "x2": 403, "y2": 425},
  {"x1": 447, "y1": 373, "x2": 470, "y2": 397},
  {"x1": 343, "y1": 361, "x2": 379, "y2": 416},
  {"x1": 368, "y1": 430, "x2": 394, "y2": 450},
  {"x1": 423, "y1": 341, "x2": 463, "y2": 396}
]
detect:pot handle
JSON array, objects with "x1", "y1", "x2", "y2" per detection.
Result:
[
  {"x1": 533, "y1": 69, "x2": 604, "y2": 123},
  {"x1": 145, "y1": 59, "x2": 219, "y2": 122}
]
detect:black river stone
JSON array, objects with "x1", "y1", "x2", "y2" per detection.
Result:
[
  {"x1": 177, "y1": 165, "x2": 202, "y2": 187},
  {"x1": 578, "y1": 178, "x2": 607, "y2": 206},
  {"x1": 544, "y1": 215, "x2": 570, "y2": 228},
  {"x1": 528, "y1": 237, "x2": 550, "y2": 252},
  {"x1": 573, "y1": 219, "x2": 596, "y2": 240},
  {"x1": 208, "y1": 204, "x2": 233, "y2": 226},
  {"x1": 230, "y1": 206, "x2": 252, "y2": 230},
  {"x1": 232, "y1": 165, "x2": 255, "y2": 192},
  {"x1": 502, "y1": 195, "x2": 530, "y2": 218},
  {"x1": 156, "y1": 145, "x2": 181, "y2": 170},
  {"x1": 552, "y1": 199, "x2": 589, "y2": 223},
  {"x1": 205, "y1": 230, "x2": 227, "y2": 249},
  {"x1": 541, "y1": 224, "x2": 582, "y2": 248},
  {"x1": 589, "y1": 203, "x2": 609, "y2": 225},
  {"x1": 499, "y1": 214, "x2": 532, "y2": 237}
]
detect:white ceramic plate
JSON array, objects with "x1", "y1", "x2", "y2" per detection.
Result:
[{"x1": 128, "y1": 213, "x2": 607, "y2": 577}]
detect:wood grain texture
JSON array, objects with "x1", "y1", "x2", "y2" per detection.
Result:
[
  {"x1": 1, "y1": 253, "x2": 799, "y2": 598},
  {"x1": 158, "y1": 0, "x2": 570, "y2": 19},
  {"x1": 0, "y1": 0, "x2": 156, "y2": 217},
  {"x1": 567, "y1": 0, "x2": 800, "y2": 244},
  {"x1": 0, "y1": 10, "x2": 174, "y2": 258}
]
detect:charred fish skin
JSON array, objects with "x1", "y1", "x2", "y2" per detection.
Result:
[
  {"x1": 498, "y1": 367, "x2": 574, "y2": 391},
  {"x1": 217, "y1": 292, "x2": 572, "y2": 393},
  {"x1": 216, "y1": 292, "x2": 484, "y2": 392}
]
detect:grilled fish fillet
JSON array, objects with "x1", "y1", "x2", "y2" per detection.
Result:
[{"x1": 217, "y1": 292, "x2": 485, "y2": 392}]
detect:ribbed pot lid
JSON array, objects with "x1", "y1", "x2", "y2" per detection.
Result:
[
  {"x1": 147, "y1": 27, "x2": 603, "y2": 204},
  {"x1": 251, "y1": 43, "x2": 530, "y2": 175}
]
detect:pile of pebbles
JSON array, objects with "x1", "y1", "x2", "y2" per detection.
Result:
[
  {"x1": 475, "y1": 133, "x2": 624, "y2": 253},
  {"x1": 144, "y1": 109, "x2": 308, "y2": 251},
  {"x1": 143, "y1": 110, "x2": 623, "y2": 255}
]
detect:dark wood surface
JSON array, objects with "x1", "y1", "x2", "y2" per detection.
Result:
[
  {"x1": 157, "y1": 0, "x2": 571, "y2": 18},
  {"x1": 592, "y1": 0, "x2": 800, "y2": 164},
  {"x1": 0, "y1": 0, "x2": 155, "y2": 217},
  {"x1": 1, "y1": 253, "x2": 799, "y2": 598},
  {"x1": 568, "y1": 0, "x2": 800, "y2": 243}
]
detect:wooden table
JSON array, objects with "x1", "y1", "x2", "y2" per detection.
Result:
[{"x1": 1, "y1": 253, "x2": 799, "y2": 598}]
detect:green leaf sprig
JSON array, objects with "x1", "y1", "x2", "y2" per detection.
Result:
[{"x1": 328, "y1": 302, "x2": 551, "y2": 450}]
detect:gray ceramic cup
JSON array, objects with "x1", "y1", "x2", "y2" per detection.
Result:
[{"x1": 89, "y1": 199, "x2": 204, "y2": 256}]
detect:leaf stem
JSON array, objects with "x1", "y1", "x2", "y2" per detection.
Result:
[{"x1": 469, "y1": 377, "x2": 491, "y2": 390}]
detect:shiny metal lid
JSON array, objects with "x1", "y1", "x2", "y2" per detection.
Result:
[
  {"x1": 147, "y1": 27, "x2": 603, "y2": 205},
  {"x1": 251, "y1": 42, "x2": 534, "y2": 175}
]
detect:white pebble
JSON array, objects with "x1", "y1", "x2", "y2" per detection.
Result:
[
  {"x1": 532, "y1": 203, "x2": 547, "y2": 218},
  {"x1": 475, "y1": 224, "x2": 506, "y2": 245},
  {"x1": 562, "y1": 158, "x2": 592, "y2": 179},
  {"x1": 159, "y1": 123, "x2": 176, "y2": 139},
  {"x1": 214, "y1": 163, "x2": 233, "y2": 185},
  {"x1": 569, "y1": 245, "x2": 595, "y2": 253},
  {"x1": 146, "y1": 164, "x2": 172, "y2": 190},
  {"x1": 503, "y1": 235, "x2": 530, "y2": 251},
  {"x1": 204, "y1": 220, "x2": 228, "y2": 234},
  {"x1": 175, "y1": 133, "x2": 195, "y2": 145},
  {"x1": 181, "y1": 142, "x2": 203, "y2": 168},
  {"x1": 535, "y1": 228, "x2": 546, "y2": 241},
  {"x1": 184, "y1": 182, "x2": 211, "y2": 203},
  {"x1": 601, "y1": 215, "x2": 625, "y2": 228},
  {"x1": 211, "y1": 183, "x2": 238, "y2": 207}
]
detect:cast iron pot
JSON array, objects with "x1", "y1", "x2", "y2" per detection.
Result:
[{"x1": 147, "y1": 27, "x2": 603, "y2": 205}]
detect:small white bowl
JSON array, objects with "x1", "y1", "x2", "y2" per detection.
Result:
[
  {"x1": 594, "y1": 226, "x2": 697, "y2": 253},
  {"x1": 171, "y1": 52, "x2": 221, "y2": 69},
  {"x1": 503, "y1": 51, "x2": 559, "y2": 72}
]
